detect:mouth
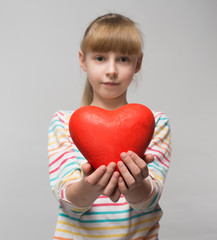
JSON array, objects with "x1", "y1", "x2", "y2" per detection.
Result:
[{"x1": 102, "y1": 82, "x2": 119, "y2": 86}]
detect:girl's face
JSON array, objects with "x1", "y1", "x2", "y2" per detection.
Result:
[{"x1": 79, "y1": 51, "x2": 143, "y2": 107}]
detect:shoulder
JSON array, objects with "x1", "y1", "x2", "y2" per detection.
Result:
[
  {"x1": 152, "y1": 110, "x2": 169, "y2": 120},
  {"x1": 151, "y1": 110, "x2": 170, "y2": 128},
  {"x1": 48, "y1": 110, "x2": 76, "y2": 134},
  {"x1": 50, "y1": 110, "x2": 74, "y2": 123}
]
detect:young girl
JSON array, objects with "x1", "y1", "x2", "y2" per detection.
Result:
[{"x1": 48, "y1": 13, "x2": 171, "y2": 240}]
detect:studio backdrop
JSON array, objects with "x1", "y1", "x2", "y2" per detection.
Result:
[{"x1": 0, "y1": 1, "x2": 216, "y2": 239}]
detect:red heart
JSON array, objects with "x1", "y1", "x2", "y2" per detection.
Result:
[{"x1": 69, "y1": 103, "x2": 155, "y2": 170}]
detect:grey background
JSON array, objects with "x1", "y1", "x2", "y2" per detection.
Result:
[{"x1": 1, "y1": 0, "x2": 217, "y2": 239}]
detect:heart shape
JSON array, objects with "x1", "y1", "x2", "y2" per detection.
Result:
[{"x1": 69, "y1": 103, "x2": 155, "y2": 170}]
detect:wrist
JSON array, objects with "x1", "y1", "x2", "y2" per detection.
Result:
[
  {"x1": 66, "y1": 179, "x2": 100, "y2": 207},
  {"x1": 125, "y1": 177, "x2": 152, "y2": 204}
]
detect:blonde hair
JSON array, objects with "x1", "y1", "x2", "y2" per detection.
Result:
[{"x1": 80, "y1": 13, "x2": 144, "y2": 106}]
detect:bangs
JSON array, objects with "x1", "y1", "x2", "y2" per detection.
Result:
[{"x1": 81, "y1": 20, "x2": 143, "y2": 56}]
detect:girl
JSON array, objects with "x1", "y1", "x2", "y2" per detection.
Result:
[{"x1": 48, "y1": 13, "x2": 171, "y2": 240}]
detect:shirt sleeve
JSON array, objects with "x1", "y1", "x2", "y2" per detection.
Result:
[
  {"x1": 129, "y1": 111, "x2": 172, "y2": 212},
  {"x1": 48, "y1": 111, "x2": 90, "y2": 217}
]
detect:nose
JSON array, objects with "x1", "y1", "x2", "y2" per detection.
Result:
[{"x1": 106, "y1": 60, "x2": 118, "y2": 78}]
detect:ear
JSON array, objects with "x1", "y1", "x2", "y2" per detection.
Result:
[
  {"x1": 134, "y1": 53, "x2": 143, "y2": 73},
  {"x1": 79, "y1": 50, "x2": 87, "y2": 72}
]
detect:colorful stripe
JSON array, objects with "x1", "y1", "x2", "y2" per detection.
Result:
[
  {"x1": 59, "y1": 208, "x2": 162, "y2": 223},
  {"x1": 48, "y1": 110, "x2": 171, "y2": 240}
]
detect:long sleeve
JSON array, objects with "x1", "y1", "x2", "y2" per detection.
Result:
[
  {"x1": 129, "y1": 111, "x2": 172, "y2": 212},
  {"x1": 48, "y1": 111, "x2": 90, "y2": 217}
]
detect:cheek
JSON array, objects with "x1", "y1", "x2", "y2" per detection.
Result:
[
  {"x1": 86, "y1": 68, "x2": 98, "y2": 84},
  {"x1": 87, "y1": 65, "x2": 102, "y2": 79},
  {"x1": 122, "y1": 69, "x2": 135, "y2": 83},
  {"x1": 87, "y1": 75, "x2": 97, "y2": 88}
]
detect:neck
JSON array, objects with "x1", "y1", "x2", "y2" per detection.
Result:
[{"x1": 91, "y1": 95, "x2": 128, "y2": 111}]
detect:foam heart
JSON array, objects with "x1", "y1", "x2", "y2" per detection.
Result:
[{"x1": 69, "y1": 103, "x2": 155, "y2": 170}]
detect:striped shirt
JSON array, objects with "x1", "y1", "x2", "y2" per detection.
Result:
[{"x1": 48, "y1": 109, "x2": 172, "y2": 240}]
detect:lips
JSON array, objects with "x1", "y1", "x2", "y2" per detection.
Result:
[{"x1": 103, "y1": 82, "x2": 119, "y2": 86}]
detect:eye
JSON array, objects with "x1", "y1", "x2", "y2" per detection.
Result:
[
  {"x1": 119, "y1": 56, "x2": 129, "y2": 62},
  {"x1": 95, "y1": 56, "x2": 105, "y2": 61}
]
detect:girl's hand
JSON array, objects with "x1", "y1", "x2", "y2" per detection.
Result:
[
  {"x1": 82, "y1": 162, "x2": 120, "y2": 202},
  {"x1": 117, "y1": 151, "x2": 154, "y2": 203},
  {"x1": 66, "y1": 162, "x2": 120, "y2": 207}
]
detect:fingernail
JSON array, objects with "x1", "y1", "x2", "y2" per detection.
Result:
[
  {"x1": 127, "y1": 150, "x2": 133, "y2": 156},
  {"x1": 108, "y1": 162, "x2": 116, "y2": 170},
  {"x1": 100, "y1": 165, "x2": 106, "y2": 171},
  {"x1": 118, "y1": 161, "x2": 124, "y2": 167},
  {"x1": 120, "y1": 152, "x2": 128, "y2": 160}
]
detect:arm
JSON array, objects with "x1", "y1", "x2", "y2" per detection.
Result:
[
  {"x1": 48, "y1": 111, "x2": 91, "y2": 216},
  {"x1": 48, "y1": 111, "x2": 120, "y2": 217},
  {"x1": 117, "y1": 112, "x2": 172, "y2": 211}
]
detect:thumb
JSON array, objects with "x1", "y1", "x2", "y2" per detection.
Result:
[
  {"x1": 143, "y1": 154, "x2": 154, "y2": 164},
  {"x1": 82, "y1": 162, "x2": 93, "y2": 176}
]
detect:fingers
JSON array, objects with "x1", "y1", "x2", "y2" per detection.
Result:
[
  {"x1": 97, "y1": 162, "x2": 116, "y2": 188},
  {"x1": 117, "y1": 159, "x2": 137, "y2": 188},
  {"x1": 82, "y1": 152, "x2": 153, "y2": 200},
  {"x1": 82, "y1": 162, "x2": 93, "y2": 176},
  {"x1": 118, "y1": 176, "x2": 128, "y2": 196},
  {"x1": 108, "y1": 186, "x2": 121, "y2": 202},
  {"x1": 128, "y1": 151, "x2": 149, "y2": 178},
  {"x1": 143, "y1": 154, "x2": 154, "y2": 164},
  {"x1": 84, "y1": 162, "x2": 117, "y2": 191},
  {"x1": 102, "y1": 171, "x2": 120, "y2": 197},
  {"x1": 119, "y1": 151, "x2": 146, "y2": 183},
  {"x1": 118, "y1": 151, "x2": 151, "y2": 189},
  {"x1": 84, "y1": 164, "x2": 107, "y2": 185}
]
